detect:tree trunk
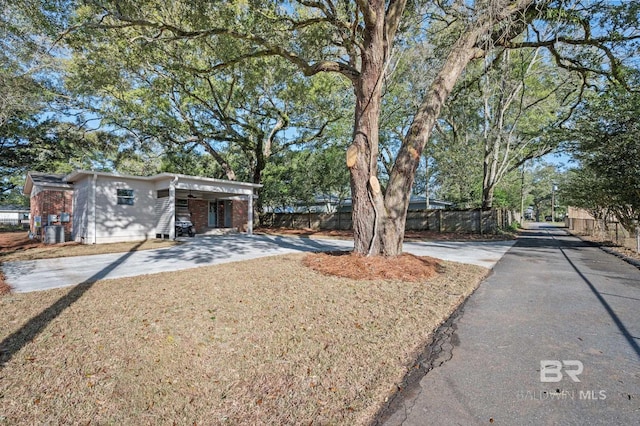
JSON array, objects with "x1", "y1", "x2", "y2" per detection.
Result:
[
  {"x1": 349, "y1": 0, "x2": 535, "y2": 256},
  {"x1": 203, "y1": 142, "x2": 236, "y2": 180},
  {"x1": 382, "y1": 27, "x2": 487, "y2": 256},
  {"x1": 348, "y1": 15, "x2": 386, "y2": 255},
  {"x1": 482, "y1": 185, "x2": 495, "y2": 209},
  {"x1": 482, "y1": 136, "x2": 500, "y2": 209}
]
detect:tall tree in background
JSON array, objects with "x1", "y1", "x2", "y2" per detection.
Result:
[
  {"x1": 478, "y1": 47, "x2": 578, "y2": 208},
  {"x1": 0, "y1": 0, "x2": 140, "y2": 205},
  {"x1": 66, "y1": 25, "x2": 350, "y2": 212},
  {"x1": 562, "y1": 78, "x2": 640, "y2": 232},
  {"x1": 429, "y1": 90, "x2": 485, "y2": 207},
  {"x1": 261, "y1": 144, "x2": 350, "y2": 214},
  {"x1": 525, "y1": 162, "x2": 560, "y2": 220},
  {"x1": 60, "y1": 1, "x2": 640, "y2": 254}
]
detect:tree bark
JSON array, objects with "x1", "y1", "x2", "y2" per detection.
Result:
[
  {"x1": 375, "y1": 0, "x2": 536, "y2": 256},
  {"x1": 348, "y1": 6, "x2": 386, "y2": 255},
  {"x1": 382, "y1": 26, "x2": 486, "y2": 256},
  {"x1": 482, "y1": 135, "x2": 500, "y2": 209},
  {"x1": 482, "y1": 185, "x2": 495, "y2": 209}
]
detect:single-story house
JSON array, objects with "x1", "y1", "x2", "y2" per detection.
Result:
[
  {"x1": 23, "y1": 171, "x2": 261, "y2": 244},
  {"x1": 0, "y1": 205, "x2": 30, "y2": 226}
]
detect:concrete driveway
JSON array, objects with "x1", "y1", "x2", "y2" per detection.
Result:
[
  {"x1": 381, "y1": 224, "x2": 640, "y2": 425},
  {"x1": 2, "y1": 234, "x2": 515, "y2": 293}
]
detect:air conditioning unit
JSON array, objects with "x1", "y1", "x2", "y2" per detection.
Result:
[{"x1": 44, "y1": 225, "x2": 65, "y2": 244}]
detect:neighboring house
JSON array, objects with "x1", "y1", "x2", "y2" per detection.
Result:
[
  {"x1": 266, "y1": 195, "x2": 453, "y2": 214},
  {"x1": 0, "y1": 205, "x2": 30, "y2": 226},
  {"x1": 23, "y1": 171, "x2": 261, "y2": 244},
  {"x1": 338, "y1": 196, "x2": 453, "y2": 212},
  {"x1": 264, "y1": 195, "x2": 349, "y2": 214}
]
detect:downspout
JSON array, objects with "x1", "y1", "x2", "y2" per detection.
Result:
[
  {"x1": 169, "y1": 175, "x2": 178, "y2": 240},
  {"x1": 92, "y1": 173, "x2": 97, "y2": 244}
]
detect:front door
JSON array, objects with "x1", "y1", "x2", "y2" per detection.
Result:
[
  {"x1": 224, "y1": 201, "x2": 232, "y2": 227},
  {"x1": 208, "y1": 201, "x2": 217, "y2": 227}
]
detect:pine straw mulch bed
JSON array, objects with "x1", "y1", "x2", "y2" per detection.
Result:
[
  {"x1": 0, "y1": 253, "x2": 488, "y2": 425},
  {"x1": 304, "y1": 251, "x2": 443, "y2": 282}
]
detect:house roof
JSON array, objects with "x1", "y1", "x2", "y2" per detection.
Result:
[
  {"x1": 65, "y1": 170, "x2": 262, "y2": 189},
  {"x1": 23, "y1": 172, "x2": 74, "y2": 195},
  {"x1": 29, "y1": 172, "x2": 67, "y2": 185},
  {"x1": 0, "y1": 205, "x2": 29, "y2": 212},
  {"x1": 24, "y1": 170, "x2": 262, "y2": 196}
]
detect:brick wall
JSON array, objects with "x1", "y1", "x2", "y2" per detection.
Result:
[
  {"x1": 232, "y1": 199, "x2": 249, "y2": 232},
  {"x1": 181, "y1": 198, "x2": 249, "y2": 233},
  {"x1": 30, "y1": 189, "x2": 74, "y2": 239},
  {"x1": 188, "y1": 199, "x2": 209, "y2": 233}
]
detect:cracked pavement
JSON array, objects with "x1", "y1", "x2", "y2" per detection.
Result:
[{"x1": 378, "y1": 224, "x2": 640, "y2": 425}]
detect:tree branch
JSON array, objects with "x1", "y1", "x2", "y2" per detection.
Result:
[{"x1": 80, "y1": 12, "x2": 361, "y2": 81}]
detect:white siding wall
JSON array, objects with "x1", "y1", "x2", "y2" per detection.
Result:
[
  {"x1": 94, "y1": 176, "x2": 157, "y2": 244},
  {"x1": 72, "y1": 178, "x2": 91, "y2": 242},
  {"x1": 0, "y1": 212, "x2": 20, "y2": 220},
  {"x1": 155, "y1": 196, "x2": 172, "y2": 236}
]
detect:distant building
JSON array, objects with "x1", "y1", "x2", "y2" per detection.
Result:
[
  {"x1": 0, "y1": 205, "x2": 30, "y2": 226},
  {"x1": 264, "y1": 195, "x2": 453, "y2": 214}
]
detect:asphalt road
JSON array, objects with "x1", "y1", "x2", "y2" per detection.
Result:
[
  {"x1": 380, "y1": 224, "x2": 640, "y2": 425},
  {"x1": 2, "y1": 234, "x2": 515, "y2": 293}
]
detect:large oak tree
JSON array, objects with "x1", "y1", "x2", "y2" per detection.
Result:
[{"x1": 70, "y1": 0, "x2": 639, "y2": 255}]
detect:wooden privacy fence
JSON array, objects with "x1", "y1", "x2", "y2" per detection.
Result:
[
  {"x1": 261, "y1": 208, "x2": 514, "y2": 234},
  {"x1": 566, "y1": 217, "x2": 639, "y2": 251}
]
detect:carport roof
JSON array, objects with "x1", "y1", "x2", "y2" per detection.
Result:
[
  {"x1": 24, "y1": 170, "x2": 261, "y2": 196},
  {"x1": 65, "y1": 170, "x2": 262, "y2": 189}
]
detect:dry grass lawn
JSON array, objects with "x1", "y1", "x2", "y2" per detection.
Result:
[
  {"x1": 0, "y1": 232, "x2": 179, "y2": 262},
  {"x1": 0, "y1": 254, "x2": 487, "y2": 425},
  {"x1": 0, "y1": 232, "x2": 180, "y2": 294}
]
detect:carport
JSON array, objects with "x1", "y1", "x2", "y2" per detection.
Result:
[{"x1": 154, "y1": 173, "x2": 262, "y2": 239}]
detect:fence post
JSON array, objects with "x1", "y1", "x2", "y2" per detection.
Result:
[{"x1": 438, "y1": 210, "x2": 443, "y2": 233}]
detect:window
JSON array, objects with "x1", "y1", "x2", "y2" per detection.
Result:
[{"x1": 117, "y1": 189, "x2": 134, "y2": 205}]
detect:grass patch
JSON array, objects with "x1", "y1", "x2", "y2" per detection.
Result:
[
  {"x1": 0, "y1": 232, "x2": 179, "y2": 262},
  {"x1": 0, "y1": 254, "x2": 487, "y2": 425}
]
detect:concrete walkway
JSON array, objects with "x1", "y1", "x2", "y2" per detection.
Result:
[
  {"x1": 2, "y1": 234, "x2": 515, "y2": 293},
  {"x1": 380, "y1": 224, "x2": 640, "y2": 425}
]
